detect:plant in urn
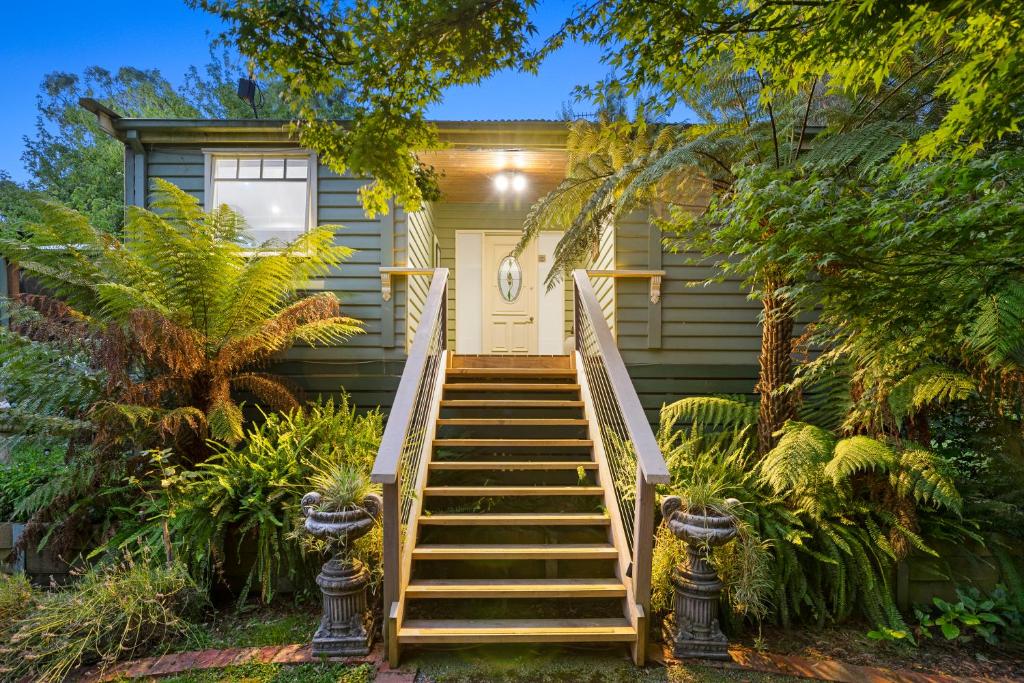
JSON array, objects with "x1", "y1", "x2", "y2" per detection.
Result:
[
  {"x1": 661, "y1": 495, "x2": 740, "y2": 660},
  {"x1": 301, "y1": 464, "x2": 381, "y2": 657}
]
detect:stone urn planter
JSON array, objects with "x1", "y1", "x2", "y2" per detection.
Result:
[
  {"x1": 300, "y1": 491, "x2": 382, "y2": 657},
  {"x1": 661, "y1": 495, "x2": 739, "y2": 661}
]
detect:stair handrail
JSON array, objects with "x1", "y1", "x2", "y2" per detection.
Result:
[
  {"x1": 572, "y1": 269, "x2": 669, "y2": 659},
  {"x1": 371, "y1": 267, "x2": 449, "y2": 659}
]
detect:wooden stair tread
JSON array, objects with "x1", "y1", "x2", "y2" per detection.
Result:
[
  {"x1": 406, "y1": 578, "x2": 626, "y2": 599},
  {"x1": 441, "y1": 399, "x2": 584, "y2": 408},
  {"x1": 447, "y1": 368, "x2": 577, "y2": 378},
  {"x1": 444, "y1": 383, "x2": 580, "y2": 392},
  {"x1": 428, "y1": 461, "x2": 597, "y2": 471},
  {"x1": 437, "y1": 418, "x2": 588, "y2": 426},
  {"x1": 434, "y1": 438, "x2": 593, "y2": 448},
  {"x1": 424, "y1": 486, "x2": 604, "y2": 496},
  {"x1": 398, "y1": 618, "x2": 635, "y2": 643},
  {"x1": 412, "y1": 543, "x2": 618, "y2": 560},
  {"x1": 418, "y1": 513, "x2": 610, "y2": 526}
]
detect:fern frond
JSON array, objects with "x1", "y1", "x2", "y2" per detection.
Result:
[
  {"x1": 888, "y1": 365, "x2": 976, "y2": 421},
  {"x1": 891, "y1": 449, "x2": 962, "y2": 513},
  {"x1": 660, "y1": 395, "x2": 758, "y2": 435},
  {"x1": 966, "y1": 280, "x2": 1024, "y2": 370},
  {"x1": 760, "y1": 421, "x2": 836, "y2": 497},
  {"x1": 824, "y1": 436, "x2": 896, "y2": 486}
]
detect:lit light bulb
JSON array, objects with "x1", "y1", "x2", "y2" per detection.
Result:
[
  {"x1": 511, "y1": 173, "x2": 527, "y2": 192},
  {"x1": 493, "y1": 173, "x2": 510, "y2": 192},
  {"x1": 270, "y1": 205, "x2": 281, "y2": 215}
]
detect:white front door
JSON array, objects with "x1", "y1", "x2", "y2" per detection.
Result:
[{"x1": 482, "y1": 233, "x2": 537, "y2": 354}]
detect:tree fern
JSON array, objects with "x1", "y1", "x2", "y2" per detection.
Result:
[{"x1": 0, "y1": 180, "x2": 363, "y2": 455}]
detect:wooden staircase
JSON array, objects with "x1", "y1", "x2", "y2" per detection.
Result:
[
  {"x1": 393, "y1": 355, "x2": 638, "y2": 653},
  {"x1": 372, "y1": 269, "x2": 668, "y2": 667}
]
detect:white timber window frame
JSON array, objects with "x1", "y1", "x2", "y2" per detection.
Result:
[{"x1": 202, "y1": 149, "x2": 318, "y2": 248}]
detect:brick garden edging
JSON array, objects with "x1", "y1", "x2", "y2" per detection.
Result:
[
  {"x1": 659, "y1": 644, "x2": 996, "y2": 683},
  {"x1": 86, "y1": 641, "x2": 990, "y2": 683},
  {"x1": 83, "y1": 643, "x2": 417, "y2": 682}
]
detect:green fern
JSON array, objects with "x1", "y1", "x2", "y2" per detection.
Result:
[
  {"x1": 825, "y1": 436, "x2": 896, "y2": 486},
  {"x1": 659, "y1": 395, "x2": 758, "y2": 436},
  {"x1": 966, "y1": 280, "x2": 1024, "y2": 370},
  {"x1": 888, "y1": 365, "x2": 976, "y2": 422}
]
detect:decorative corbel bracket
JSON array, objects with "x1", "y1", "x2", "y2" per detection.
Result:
[
  {"x1": 586, "y1": 269, "x2": 667, "y2": 304},
  {"x1": 379, "y1": 266, "x2": 436, "y2": 302}
]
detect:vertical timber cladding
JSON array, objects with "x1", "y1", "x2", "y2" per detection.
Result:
[
  {"x1": 143, "y1": 146, "x2": 411, "y2": 411},
  {"x1": 614, "y1": 210, "x2": 763, "y2": 426}
]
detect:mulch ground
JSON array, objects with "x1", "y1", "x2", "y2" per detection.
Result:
[
  {"x1": 734, "y1": 624, "x2": 1024, "y2": 681},
  {"x1": 81, "y1": 638, "x2": 1024, "y2": 682}
]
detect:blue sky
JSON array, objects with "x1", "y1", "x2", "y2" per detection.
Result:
[{"x1": 0, "y1": 1, "x2": 665, "y2": 183}]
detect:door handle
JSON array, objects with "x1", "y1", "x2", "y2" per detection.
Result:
[{"x1": 528, "y1": 317, "x2": 534, "y2": 322}]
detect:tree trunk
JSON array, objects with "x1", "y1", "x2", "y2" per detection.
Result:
[
  {"x1": 756, "y1": 275, "x2": 796, "y2": 455},
  {"x1": 5, "y1": 260, "x2": 19, "y2": 297}
]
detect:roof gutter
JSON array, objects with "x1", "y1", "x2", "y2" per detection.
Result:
[{"x1": 78, "y1": 99, "x2": 571, "y2": 150}]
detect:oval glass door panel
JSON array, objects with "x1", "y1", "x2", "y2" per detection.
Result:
[{"x1": 497, "y1": 255, "x2": 523, "y2": 302}]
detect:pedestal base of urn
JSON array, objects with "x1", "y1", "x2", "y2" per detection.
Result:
[
  {"x1": 311, "y1": 557, "x2": 373, "y2": 657},
  {"x1": 663, "y1": 613, "x2": 732, "y2": 661}
]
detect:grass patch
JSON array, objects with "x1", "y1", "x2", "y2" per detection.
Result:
[
  {"x1": 180, "y1": 604, "x2": 320, "y2": 651},
  {"x1": 148, "y1": 662, "x2": 374, "y2": 683},
  {"x1": 411, "y1": 647, "x2": 803, "y2": 682}
]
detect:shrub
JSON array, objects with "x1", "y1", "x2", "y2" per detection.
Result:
[
  {"x1": 653, "y1": 399, "x2": 965, "y2": 631},
  {"x1": 0, "y1": 560, "x2": 204, "y2": 682},
  {"x1": 97, "y1": 396, "x2": 383, "y2": 604},
  {"x1": 0, "y1": 573, "x2": 34, "y2": 628},
  {"x1": 0, "y1": 445, "x2": 65, "y2": 520}
]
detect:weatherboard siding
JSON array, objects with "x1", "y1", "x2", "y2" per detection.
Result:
[
  {"x1": 611, "y1": 210, "x2": 764, "y2": 420},
  {"x1": 138, "y1": 145, "x2": 769, "y2": 418},
  {"x1": 401, "y1": 203, "x2": 436, "y2": 350},
  {"x1": 142, "y1": 146, "x2": 408, "y2": 410}
]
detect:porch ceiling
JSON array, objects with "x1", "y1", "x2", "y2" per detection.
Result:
[{"x1": 418, "y1": 148, "x2": 569, "y2": 204}]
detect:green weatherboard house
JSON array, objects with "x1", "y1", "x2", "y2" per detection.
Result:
[{"x1": 76, "y1": 99, "x2": 765, "y2": 664}]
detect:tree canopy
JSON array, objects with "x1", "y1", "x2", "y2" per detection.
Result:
[{"x1": 193, "y1": 0, "x2": 539, "y2": 216}]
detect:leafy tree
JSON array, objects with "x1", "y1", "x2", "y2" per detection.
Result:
[
  {"x1": 609, "y1": 1, "x2": 1024, "y2": 163},
  {"x1": 193, "y1": 0, "x2": 538, "y2": 217}
]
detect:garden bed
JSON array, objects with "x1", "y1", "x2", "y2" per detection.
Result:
[{"x1": 735, "y1": 623, "x2": 1024, "y2": 681}]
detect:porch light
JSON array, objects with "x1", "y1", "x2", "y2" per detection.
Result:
[{"x1": 493, "y1": 171, "x2": 527, "y2": 193}]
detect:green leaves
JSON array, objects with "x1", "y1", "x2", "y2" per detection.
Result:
[{"x1": 196, "y1": 0, "x2": 538, "y2": 215}]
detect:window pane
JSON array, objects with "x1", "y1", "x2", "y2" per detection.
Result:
[
  {"x1": 214, "y1": 158, "x2": 237, "y2": 179},
  {"x1": 238, "y1": 158, "x2": 261, "y2": 179},
  {"x1": 286, "y1": 158, "x2": 309, "y2": 179},
  {"x1": 263, "y1": 158, "x2": 285, "y2": 179},
  {"x1": 213, "y1": 180, "x2": 307, "y2": 245}
]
